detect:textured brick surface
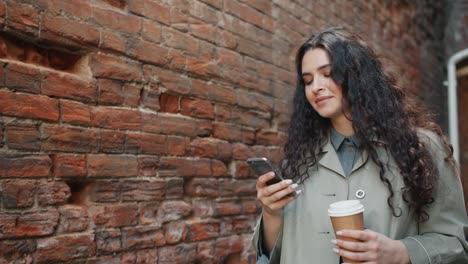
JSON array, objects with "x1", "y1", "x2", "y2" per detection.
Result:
[{"x1": 0, "y1": 0, "x2": 454, "y2": 263}]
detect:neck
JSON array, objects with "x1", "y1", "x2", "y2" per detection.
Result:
[{"x1": 331, "y1": 115, "x2": 354, "y2": 136}]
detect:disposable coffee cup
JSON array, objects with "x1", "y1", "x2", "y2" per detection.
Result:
[{"x1": 328, "y1": 200, "x2": 365, "y2": 263}]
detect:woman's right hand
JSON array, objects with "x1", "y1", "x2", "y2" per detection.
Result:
[{"x1": 256, "y1": 172, "x2": 300, "y2": 216}]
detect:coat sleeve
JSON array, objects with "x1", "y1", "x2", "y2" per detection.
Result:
[
  {"x1": 251, "y1": 214, "x2": 283, "y2": 264},
  {"x1": 401, "y1": 131, "x2": 468, "y2": 264}
]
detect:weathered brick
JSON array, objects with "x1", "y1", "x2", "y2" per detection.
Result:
[
  {"x1": 95, "y1": 229, "x2": 122, "y2": 255},
  {"x1": 158, "y1": 244, "x2": 197, "y2": 264},
  {"x1": 166, "y1": 135, "x2": 189, "y2": 156},
  {"x1": 184, "y1": 178, "x2": 219, "y2": 197},
  {"x1": 1, "y1": 180, "x2": 36, "y2": 208},
  {"x1": 6, "y1": 122, "x2": 40, "y2": 150},
  {"x1": 0, "y1": 90, "x2": 59, "y2": 121},
  {"x1": 154, "y1": 201, "x2": 192, "y2": 226},
  {"x1": 0, "y1": 240, "x2": 36, "y2": 263},
  {"x1": 142, "y1": 19, "x2": 162, "y2": 43},
  {"x1": 220, "y1": 179, "x2": 257, "y2": 197},
  {"x1": 127, "y1": 38, "x2": 171, "y2": 66},
  {"x1": 255, "y1": 129, "x2": 286, "y2": 145},
  {"x1": 128, "y1": 0, "x2": 171, "y2": 25},
  {"x1": 90, "y1": 54, "x2": 143, "y2": 82},
  {"x1": 137, "y1": 156, "x2": 159, "y2": 177},
  {"x1": 100, "y1": 29, "x2": 127, "y2": 53},
  {"x1": 186, "y1": 220, "x2": 220, "y2": 242},
  {"x1": 97, "y1": 78, "x2": 125, "y2": 105},
  {"x1": 192, "y1": 199, "x2": 214, "y2": 218},
  {"x1": 41, "y1": 124, "x2": 99, "y2": 153},
  {"x1": 100, "y1": 130, "x2": 126, "y2": 153},
  {"x1": 42, "y1": 72, "x2": 96, "y2": 102},
  {"x1": 41, "y1": 13, "x2": 99, "y2": 46},
  {"x1": 52, "y1": 154, "x2": 86, "y2": 178},
  {"x1": 121, "y1": 180, "x2": 166, "y2": 202},
  {"x1": 159, "y1": 93, "x2": 179, "y2": 113},
  {"x1": 122, "y1": 83, "x2": 142, "y2": 107},
  {"x1": 91, "y1": 106, "x2": 141, "y2": 130},
  {"x1": 122, "y1": 226, "x2": 165, "y2": 250},
  {"x1": 92, "y1": 204, "x2": 138, "y2": 228},
  {"x1": 61, "y1": 0, "x2": 92, "y2": 20},
  {"x1": 215, "y1": 235, "x2": 243, "y2": 258},
  {"x1": 180, "y1": 97, "x2": 215, "y2": 119},
  {"x1": 0, "y1": 154, "x2": 51, "y2": 178},
  {"x1": 0, "y1": 209, "x2": 59, "y2": 239},
  {"x1": 159, "y1": 157, "x2": 211, "y2": 177},
  {"x1": 57, "y1": 205, "x2": 89, "y2": 233},
  {"x1": 214, "y1": 200, "x2": 242, "y2": 216},
  {"x1": 121, "y1": 249, "x2": 158, "y2": 264},
  {"x1": 35, "y1": 234, "x2": 95, "y2": 263},
  {"x1": 92, "y1": 6, "x2": 141, "y2": 34},
  {"x1": 164, "y1": 221, "x2": 187, "y2": 244},
  {"x1": 60, "y1": 100, "x2": 93, "y2": 126},
  {"x1": 87, "y1": 155, "x2": 138, "y2": 177},
  {"x1": 140, "y1": 86, "x2": 160, "y2": 111},
  {"x1": 37, "y1": 181, "x2": 71, "y2": 206},
  {"x1": 6, "y1": 1, "x2": 39, "y2": 34},
  {"x1": 142, "y1": 113, "x2": 211, "y2": 137},
  {"x1": 192, "y1": 79, "x2": 236, "y2": 104},
  {"x1": 90, "y1": 180, "x2": 120, "y2": 202},
  {"x1": 165, "y1": 178, "x2": 184, "y2": 199},
  {"x1": 126, "y1": 132, "x2": 166, "y2": 154},
  {"x1": 5, "y1": 62, "x2": 43, "y2": 93}
]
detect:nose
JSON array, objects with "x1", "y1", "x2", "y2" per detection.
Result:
[{"x1": 310, "y1": 77, "x2": 324, "y2": 94}]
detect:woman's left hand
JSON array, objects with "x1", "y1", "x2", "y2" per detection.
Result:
[{"x1": 332, "y1": 229, "x2": 411, "y2": 264}]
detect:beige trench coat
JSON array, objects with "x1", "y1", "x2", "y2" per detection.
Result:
[{"x1": 252, "y1": 130, "x2": 468, "y2": 263}]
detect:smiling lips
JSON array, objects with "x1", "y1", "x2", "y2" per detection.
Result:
[{"x1": 315, "y1": 96, "x2": 333, "y2": 105}]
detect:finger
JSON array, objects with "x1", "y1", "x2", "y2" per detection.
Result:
[
  {"x1": 266, "y1": 192, "x2": 299, "y2": 211},
  {"x1": 333, "y1": 247, "x2": 372, "y2": 262},
  {"x1": 264, "y1": 182, "x2": 299, "y2": 203},
  {"x1": 256, "y1": 172, "x2": 276, "y2": 189},
  {"x1": 261, "y1": 179, "x2": 293, "y2": 197},
  {"x1": 336, "y1": 229, "x2": 371, "y2": 241},
  {"x1": 333, "y1": 238, "x2": 367, "y2": 252}
]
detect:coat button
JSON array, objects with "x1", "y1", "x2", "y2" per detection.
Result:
[{"x1": 355, "y1": 189, "x2": 365, "y2": 199}]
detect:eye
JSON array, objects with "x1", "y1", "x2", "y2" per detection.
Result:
[{"x1": 303, "y1": 76, "x2": 313, "y2": 85}]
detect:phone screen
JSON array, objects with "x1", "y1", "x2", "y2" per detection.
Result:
[{"x1": 246, "y1": 157, "x2": 284, "y2": 185}]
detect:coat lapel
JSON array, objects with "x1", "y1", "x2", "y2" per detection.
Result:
[{"x1": 318, "y1": 138, "x2": 346, "y2": 178}]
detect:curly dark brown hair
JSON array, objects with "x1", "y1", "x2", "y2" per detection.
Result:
[{"x1": 281, "y1": 27, "x2": 455, "y2": 222}]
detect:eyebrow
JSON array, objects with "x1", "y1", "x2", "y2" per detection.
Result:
[{"x1": 301, "y1": 64, "x2": 332, "y2": 76}]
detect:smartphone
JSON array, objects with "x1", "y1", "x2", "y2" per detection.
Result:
[{"x1": 246, "y1": 157, "x2": 286, "y2": 186}]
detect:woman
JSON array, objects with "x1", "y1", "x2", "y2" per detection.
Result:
[{"x1": 253, "y1": 27, "x2": 468, "y2": 263}]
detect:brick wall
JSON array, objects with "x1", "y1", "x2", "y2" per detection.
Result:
[{"x1": 0, "y1": 0, "x2": 446, "y2": 263}]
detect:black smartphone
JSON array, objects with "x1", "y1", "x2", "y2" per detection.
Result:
[{"x1": 246, "y1": 157, "x2": 286, "y2": 186}]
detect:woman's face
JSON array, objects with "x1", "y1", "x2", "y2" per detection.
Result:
[{"x1": 301, "y1": 48, "x2": 346, "y2": 121}]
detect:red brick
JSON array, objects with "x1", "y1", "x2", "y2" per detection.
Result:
[
  {"x1": 166, "y1": 136, "x2": 189, "y2": 156},
  {"x1": 35, "y1": 234, "x2": 95, "y2": 263},
  {"x1": 192, "y1": 199, "x2": 214, "y2": 218},
  {"x1": 0, "y1": 154, "x2": 51, "y2": 178},
  {"x1": 142, "y1": 19, "x2": 162, "y2": 43},
  {"x1": 57, "y1": 205, "x2": 89, "y2": 233},
  {"x1": 0, "y1": 90, "x2": 59, "y2": 121},
  {"x1": 41, "y1": 124, "x2": 99, "y2": 153},
  {"x1": 180, "y1": 97, "x2": 215, "y2": 119},
  {"x1": 41, "y1": 13, "x2": 100, "y2": 46},
  {"x1": 92, "y1": 6, "x2": 141, "y2": 34},
  {"x1": 122, "y1": 83, "x2": 142, "y2": 107},
  {"x1": 217, "y1": 48, "x2": 243, "y2": 68},
  {"x1": 220, "y1": 179, "x2": 257, "y2": 197},
  {"x1": 0, "y1": 2, "x2": 5, "y2": 24},
  {"x1": 236, "y1": 89, "x2": 273, "y2": 112},
  {"x1": 137, "y1": 156, "x2": 159, "y2": 177},
  {"x1": 126, "y1": 133, "x2": 166, "y2": 154},
  {"x1": 214, "y1": 200, "x2": 242, "y2": 216},
  {"x1": 186, "y1": 1, "x2": 219, "y2": 24},
  {"x1": 158, "y1": 244, "x2": 197, "y2": 264},
  {"x1": 151, "y1": 67, "x2": 192, "y2": 95},
  {"x1": 192, "y1": 79, "x2": 236, "y2": 104},
  {"x1": 1, "y1": 180, "x2": 36, "y2": 208},
  {"x1": 128, "y1": 0, "x2": 171, "y2": 25},
  {"x1": 140, "y1": 87, "x2": 160, "y2": 111},
  {"x1": 121, "y1": 249, "x2": 158, "y2": 264},
  {"x1": 159, "y1": 157, "x2": 211, "y2": 177},
  {"x1": 42, "y1": 72, "x2": 96, "y2": 102},
  {"x1": 155, "y1": 201, "x2": 192, "y2": 226},
  {"x1": 100, "y1": 130, "x2": 126, "y2": 153},
  {"x1": 100, "y1": 29, "x2": 127, "y2": 53},
  {"x1": 91, "y1": 106, "x2": 141, "y2": 130},
  {"x1": 127, "y1": 38, "x2": 171, "y2": 66},
  {"x1": 90, "y1": 54, "x2": 143, "y2": 82},
  {"x1": 184, "y1": 178, "x2": 219, "y2": 197},
  {"x1": 196, "y1": 241, "x2": 216, "y2": 263},
  {"x1": 0, "y1": 209, "x2": 59, "y2": 239},
  {"x1": 235, "y1": 161, "x2": 254, "y2": 178},
  {"x1": 165, "y1": 178, "x2": 184, "y2": 199},
  {"x1": 191, "y1": 23, "x2": 219, "y2": 44},
  {"x1": 159, "y1": 93, "x2": 179, "y2": 113},
  {"x1": 92, "y1": 204, "x2": 138, "y2": 228},
  {"x1": 139, "y1": 202, "x2": 160, "y2": 225},
  {"x1": 0, "y1": 240, "x2": 36, "y2": 263},
  {"x1": 121, "y1": 180, "x2": 166, "y2": 202},
  {"x1": 6, "y1": 1, "x2": 39, "y2": 34},
  {"x1": 95, "y1": 229, "x2": 122, "y2": 255},
  {"x1": 52, "y1": 154, "x2": 86, "y2": 178},
  {"x1": 122, "y1": 226, "x2": 165, "y2": 250},
  {"x1": 89, "y1": 180, "x2": 120, "y2": 202},
  {"x1": 165, "y1": 221, "x2": 187, "y2": 244},
  {"x1": 60, "y1": 100, "x2": 93, "y2": 126},
  {"x1": 142, "y1": 113, "x2": 210, "y2": 137},
  {"x1": 6, "y1": 122, "x2": 40, "y2": 150},
  {"x1": 37, "y1": 181, "x2": 71, "y2": 206},
  {"x1": 87, "y1": 155, "x2": 138, "y2": 177},
  {"x1": 61, "y1": 0, "x2": 92, "y2": 20},
  {"x1": 5, "y1": 62, "x2": 43, "y2": 93},
  {"x1": 186, "y1": 220, "x2": 220, "y2": 242},
  {"x1": 256, "y1": 129, "x2": 286, "y2": 145},
  {"x1": 242, "y1": 200, "x2": 261, "y2": 214},
  {"x1": 97, "y1": 79, "x2": 124, "y2": 105},
  {"x1": 186, "y1": 56, "x2": 219, "y2": 78}
]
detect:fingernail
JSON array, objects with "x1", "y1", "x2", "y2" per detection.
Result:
[
  {"x1": 332, "y1": 247, "x2": 339, "y2": 253},
  {"x1": 284, "y1": 179, "x2": 293, "y2": 184},
  {"x1": 268, "y1": 172, "x2": 275, "y2": 177},
  {"x1": 295, "y1": 190, "x2": 302, "y2": 195},
  {"x1": 330, "y1": 239, "x2": 337, "y2": 245},
  {"x1": 336, "y1": 231, "x2": 343, "y2": 235},
  {"x1": 290, "y1": 183, "x2": 298, "y2": 189}
]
